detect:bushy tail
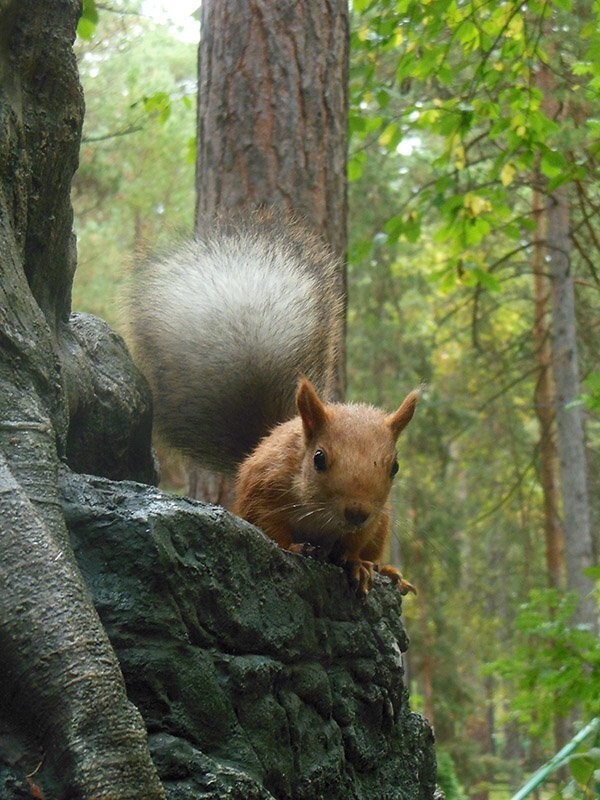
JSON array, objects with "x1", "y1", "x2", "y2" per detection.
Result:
[{"x1": 125, "y1": 214, "x2": 344, "y2": 474}]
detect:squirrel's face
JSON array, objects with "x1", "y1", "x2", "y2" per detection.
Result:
[
  {"x1": 291, "y1": 379, "x2": 418, "y2": 542},
  {"x1": 292, "y1": 404, "x2": 398, "y2": 537}
]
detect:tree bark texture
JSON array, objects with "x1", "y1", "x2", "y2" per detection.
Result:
[
  {"x1": 531, "y1": 189, "x2": 565, "y2": 591},
  {"x1": 0, "y1": 2, "x2": 163, "y2": 797},
  {"x1": 532, "y1": 188, "x2": 570, "y2": 754},
  {"x1": 196, "y1": 0, "x2": 349, "y2": 261},
  {"x1": 535, "y1": 57, "x2": 597, "y2": 633},
  {"x1": 190, "y1": 0, "x2": 349, "y2": 501},
  {"x1": 545, "y1": 186, "x2": 597, "y2": 632}
]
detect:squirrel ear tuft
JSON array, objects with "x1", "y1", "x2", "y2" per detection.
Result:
[
  {"x1": 296, "y1": 378, "x2": 329, "y2": 439},
  {"x1": 386, "y1": 389, "x2": 420, "y2": 439}
]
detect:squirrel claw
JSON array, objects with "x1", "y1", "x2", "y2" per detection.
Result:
[
  {"x1": 345, "y1": 559, "x2": 375, "y2": 596},
  {"x1": 397, "y1": 578, "x2": 417, "y2": 596},
  {"x1": 374, "y1": 564, "x2": 417, "y2": 595}
]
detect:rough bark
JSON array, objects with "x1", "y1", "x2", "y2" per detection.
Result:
[
  {"x1": 532, "y1": 189, "x2": 565, "y2": 591},
  {"x1": 1, "y1": 472, "x2": 437, "y2": 798},
  {"x1": 535, "y1": 57, "x2": 597, "y2": 633},
  {"x1": 196, "y1": 0, "x2": 349, "y2": 261},
  {"x1": 63, "y1": 312, "x2": 157, "y2": 484},
  {"x1": 0, "y1": 2, "x2": 163, "y2": 797},
  {"x1": 545, "y1": 186, "x2": 597, "y2": 631}
]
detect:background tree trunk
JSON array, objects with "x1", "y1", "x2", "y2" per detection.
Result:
[
  {"x1": 532, "y1": 188, "x2": 565, "y2": 591},
  {"x1": 534, "y1": 57, "x2": 597, "y2": 635},
  {"x1": 0, "y1": 2, "x2": 163, "y2": 797},
  {"x1": 189, "y1": 0, "x2": 349, "y2": 501},
  {"x1": 545, "y1": 185, "x2": 597, "y2": 632},
  {"x1": 531, "y1": 186, "x2": 570, "y2": 754},
  {"x1": 196, "y1": 0, "x2": 349, "y2": 261}
]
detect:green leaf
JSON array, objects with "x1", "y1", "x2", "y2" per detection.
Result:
[
  {"x1": 583, "y1": 566, "x2": 600, "y2": 580},
  {"x1": 376, "y1": 88, "x2": 391, "y2": 109},
  {"x1": 349, "y1": 114, "x2": 368, "y2": 136},
  {"x1": 569, "y1": 750, "x2": 600, "y2": 786},
  {"x1": 348, "y1": 151, "x2": 366, "y2": 182},
  {"x1": 379, "y1": 122, "x2": 402, "y2": 149},
  {"x1": 404, "y1": 212, "x2": 421, "y2": 243},
  {"x1": 77, "y1": 0, "x2": 98, "y2": 40},
  {"x1": 353, "y1": 0, "x2": 375, "y2": 12},
  {"x1": 143, "y1": 92, "x2": 172, "y2": 124},
  {"x1": 540, "y1": 147, "x2": 570, "y2": 179},
  {"x1": 186, "y1": 136, "x2": 196, "y2": 165},
  {"x1": 473, "y1": 267, "x2": 501, "y2": 292},
  {"x1": 457, "y1": 21, "x2": 480, "y2": 53},
  {"x1": 383, "y1": 214, "x2": 405, "y2": 243},
  {"x1": 349, "y1": 237, "x2": 373, "y2": 263},
  {"x1": 465, "y1": 217, "x2": 491, "y2": 246},
  {"x1": 583, "y1": 372, "x2": 600, "y2": 394}
]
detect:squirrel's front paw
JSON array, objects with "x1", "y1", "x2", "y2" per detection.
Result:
[
  {"x1": 344, "y1": 558, "x2": 375, "y2": 596},
  {"x1": 374, "y1": 563, "x2": 417, "y2": 595}
]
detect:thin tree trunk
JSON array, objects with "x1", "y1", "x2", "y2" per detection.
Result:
[
  {"x1": 532, "y1": 188, "x2": 565, "y2": 591},
  {"x1": 535, "y1": 50, "x2": 597, "y2": 633},
  {"x1": 545, "y1": 185, "x2": 597, "y2": 632},
  {"x1": 532, "y1": 187, "x2": 570, "y2": 753},
  {"x1": 407, "y1": 487, "x2": 435, "y2": 724}
]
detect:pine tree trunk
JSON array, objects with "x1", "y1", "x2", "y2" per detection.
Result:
[
  {"x1": 196, "y1": 0, "x2": 349, "y2": 260},
  {"x1": 535, "y1": 52, "x2": 597, "y2": 634},
  {"x1": 545, "y1": 185, "x2": 597, "y2": 632},
  {"x1": 532, "y1": 189, "x2": 565, "y2": 591},
  {"x1": 532, "y1": 188, "x2": 570, "y2": 754}
]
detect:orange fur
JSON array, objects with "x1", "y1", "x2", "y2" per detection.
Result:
[{"x1": 233, "y1": 378, "x2": 418, "y2": 595}]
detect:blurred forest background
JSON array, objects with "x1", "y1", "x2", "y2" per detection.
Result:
[{"x1": 72, "y1": 1, "x2": 599, "y2": 798}]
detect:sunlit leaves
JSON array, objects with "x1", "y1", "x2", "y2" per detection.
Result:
[
  {"x1": 384, "y1": 211, "x2": 421, "y2": 243},
  {"x1": 77, "y1": 0, "x2": 98, "y2": 40},
  {"x1": 142, "y1": 92, "x2": 172, "y2": 123},
  {"x1": 462, "y1": 193, "x2": 492, "y2": 218},
  {"x1": 485, "y1": 589, "x2": 600, "y2": 735},
  {"x1": 568, "y1": 748, "x2": 600, "y2": 796},
  {"x1": 500, "y1": 162, "x2": 516, "y2": 186},
  {"x1": 350, "y1": 0, "x2": 600, "y2": 294},
  {"x1": 348, "y1": 150, "x2": 366, "y2": 181},
  {"x1": 346, "y1": 3, "x2": 600, "y2": 791}
]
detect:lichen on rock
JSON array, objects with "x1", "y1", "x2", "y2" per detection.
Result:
[{"x1": 60, "y1": 471, "x2": 437, "y2": 800}]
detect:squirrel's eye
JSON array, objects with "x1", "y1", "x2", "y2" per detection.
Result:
[
  {"x1": 313, "y1": 449, "x2": 327, "y2": 472},
  {"x1": 390, "y1": 459, "x2": 399, "y2": 478}
]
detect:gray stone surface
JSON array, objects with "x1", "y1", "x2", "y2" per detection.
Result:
[
  {"x1": 62, "y1": 312, "x2": 158, "y2": 485},
  {"x1": 58, "y1": 470, "x2": 436, "y2": 800}
]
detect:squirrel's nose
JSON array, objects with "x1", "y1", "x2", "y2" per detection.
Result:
[{"x1": 344, "y1": 507, "x2": 369, "y2": 527}]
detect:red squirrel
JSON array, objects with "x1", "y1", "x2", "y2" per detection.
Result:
[
  {"x1": 126, "y1": 213, "x2": 417, "y2": 595},
  {"x1": 234, "y1": 378, "x2": 418, "y2": 595}
]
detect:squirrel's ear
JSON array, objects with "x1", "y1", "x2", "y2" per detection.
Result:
[
  {"x1": 296, "y1": 378, "x2": 329, "y2": 439},
  {"x1": 386, "y1": 389, "x2": 420, "y2": 440}
]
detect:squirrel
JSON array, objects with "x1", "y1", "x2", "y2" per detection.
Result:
[{"x1": 126, "y1": 212, "x2": 418, "y2": 596}]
